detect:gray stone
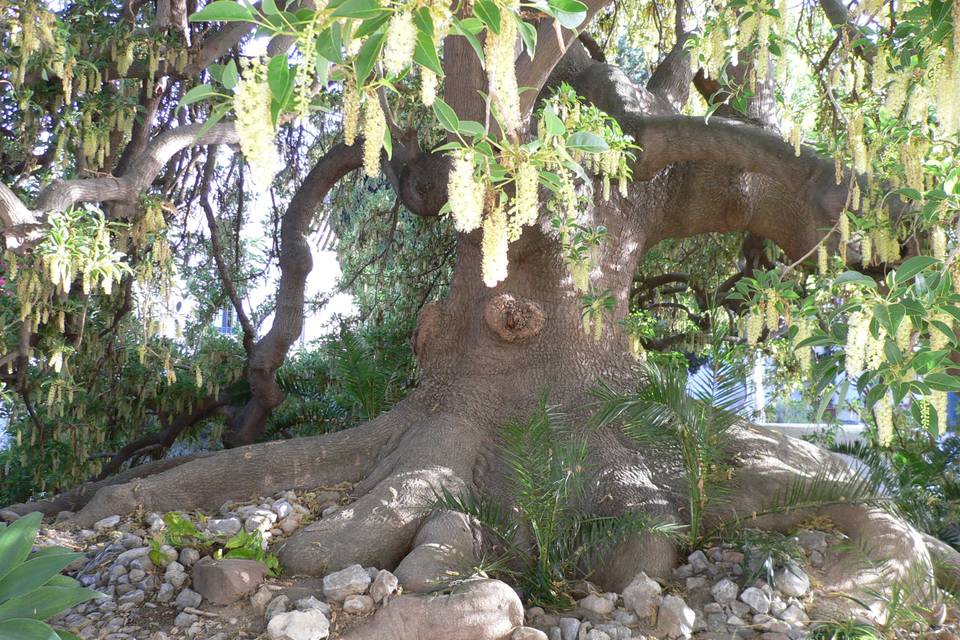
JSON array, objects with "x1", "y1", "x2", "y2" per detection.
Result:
[
  {"x1": 174, "y1": 588, "x2": 203, "y2": 609},
  {"x1": 94, "y1": 515, "x2": 122, "y2": 531},
  {"x1": 687, "y1": 550, "x2": 711, "y2": 574},
  {"x1": 192, "y1": 557, "x2": 269, "y2": 606},
  {"x1": 585, "y1": 631, "x2": 611, "y2": 640},
  {"x1": 729, "y1": 600, "x2": 751, "y2": 617},
  {"x1": 179, "y1": 548, "x2": 200, "y2": 567},
  {"x1": 278, "y1": 516, "x2": 301, "y2": 535},
  {"x1": 322, "y1": 564, "x2": 371, "y2": 602},
  {"x1": 773, "y1": 565, "x2": 809, "y2": 597},
  {"x1": 711, "y1": 578, "x2": 739, "y2": 604},
  {"x1": 251, "y1": 585, "x2": 275, "y2": 614},
  {"x1": 622, "y1": 572, "x2": 661, "y2": 620},
  {"x1": 795, "y1": 530, "x2": 827, "y2": 553},
  {"x1": 272, "y1": 500, "x2": 294, "y2": 519},
  {"x1": 157, "y1": 545, "x2": 178, "y2": 566},
  {"x1": 656, "y1": 594, "x2": 695, "y2": 639},
  {"x1": 173, "y1": 612, "x2": 198, "y2": 628},
  {"x1": 116, "y1": 547, "x2": 150, "y2": 566},
  {"x1": 558, "y1": 617, "x2": 580, "y2": 640},
  {"x1": 369, "y1": 569, "x2": 399, "y2": 603},
  {"x1": 118, "y1": 589, "x2": 145, "y2": 606},
  {"x1": 295, "y1": 596, "x2": 330, "y2": 615},
  {"x1": 342, "y1": 594, "x2": 374, "y2": 615},
  {"x1": 727, "y1": 615, "x2": 748, "y2": 626},
  {"x1": 686, "y1": 576, "x2": 708, "y2": 590},
  {"x1": 205, "y1": 517, "x2": 242, "y2": 537},
  {"x1": 549, "y1": 629, "x2": 562, "y2": 640},
  {"x1": 156, "y1": 583, "x2": 175, "y2": 603},
  {"x1": 127, "y1": 569, "x2": 146, "y2": 583},
  {"x1": 245, "y1": 514, "x2": 274, "y2": 533},
  {"x1": 578, "y1": 594, "x2": 615, "y2": 615},
  {"x1": 266, "y1": 609, "x2": 330, "y2": 640},
  {"x1": 0, "y1": 509, "x2": 21, "y2": 523},
  {"x1": 165, "y1": 570, "x2": 188, "y2": 588},
  {"x1": 266, "y1": 595, "x2": 291, "y2": 620},
  {"x1": 770, "y1": 599, "x2": 787, "y2": 617},
  {"x1": 513, "y1": 627, "x2": 548, "y2": 640},
  {"x1": 673, "y1": 564, "x2": 694, "y2": 579},
  {"x1": 779, "y1": 604, "x2": 809, "y2": 626},
  {"x1": 740, "y1": 587, "x2": 771, "y2": 614}
]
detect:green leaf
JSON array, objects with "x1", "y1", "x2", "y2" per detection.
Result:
[
  {"x1": 432, "y1": 98, "x2": 460, "y2": 133},
  {"x1": 355, "y1": 31, "x2": 387, "y2": 84},
  {"x1": 44, "y1": 576, "x2": 80, "y2": 589},
  {"x1": 412, "y1": 5, "x2": 434, "y2": 35},
  {"x1": 545, "y1": 0, "x2": 588, "y2": 29},
  {"x1": 189, "y1": 1, "x2": 254, "y2": 23},
  {"x1": 544, "y1": 109, "x2": 565, "y2": 136},
  {"x1": 565, "y1": 131, "x2": 608, "y2": 153},
  {"x1": 0, "y1": 587, "x2": 101, "y2": 622},
  {"x1": 331, "y1": 0, "x2": 381, "y2": 19},
  {"x1": 354, "y1": 12, "x2": 390, "y2": 38},
  {"x1": 383, "y1": 126, "x2": 393, "y2": 160},
  {"x1": 262, "y1": 0, "x2": 280, "y2": 15},
  {"x1": 473, "y1": 0, "x2": 501, "y2": 34},
  {"x1": 55, "y1": 631, "x2": 82, "y2": 640},
  {"x1": 176, "y1": 85, "x2": 218, "y2": 112},
  {"x1": 316, "y1": 23, "x2": 344, "y2": 63},
  {"x1": 0, "y1": 512, "x2": 41, "y2": 583},
  {"x1": 517, "y1": 17, "x2": 537, "y2": 57},
  {"x1": 221, "y1": 60, "x2": 239, "y2": 90},
  {"x1": 834, "y1": 270, "x2": 877, "y2": 288},
  {"x1": 0, "y1": 552, "x2": 82, "y2": 602},
  {"x1": 0, "y1": 619, "x2": 58, "y2": 640},
  {"x1": 451, "y1": 17, "x2": 485, "y2": 66},
  {"x1": 924, "y1": 373, "x2": 960, "y2": 392},
  {"x1": 457, "y1": 120, "x2": 485, "y2": 137},
  {"x1": 267, "y1": 55, "x2": 291, "y2": 102},
  {"x1": 894, "y1": 255, "x2": 938, "y2": 283},
  {"x1": 413, "y1": 30, "x2": 443, "y2": 76}
]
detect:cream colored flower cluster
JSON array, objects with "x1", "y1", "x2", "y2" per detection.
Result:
[
  {"x1": 793, "y1": 318, "x2": 813, "y2": 373},
  {"x1": 482, "y1": 204, "x2": 509, "y2": 287},
  {"x1": 508, "y1": 159, "x2": 539, "y2": 240},
  {"x1": 234, "y1": 58, "x2": 280, "y2": 189},
  {"x1": 448, "y1": 150, "x2": 485, "y2": 232},
  {"x1": 343, "y1": 80, "x2": 361, "y2": 145},
  {"x1": 384, "y1": 11, "x2": 416, "y2": 76},
  {"x1": 362, "y1": 95, "x2": 386, "y2": 177},
  {"x1": 874, "y1": 394, "x2": 894, "y2": 446},
  {"x1": 844, "y1": 310, "x2": 871, "y2": 378},
  {"x1": 484, "y1": 1, "x2": 522, "y2": 134}
]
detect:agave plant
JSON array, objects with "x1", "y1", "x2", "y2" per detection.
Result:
[{"x1": 0, "y1": 512, "x2": 102, "y2": 639}]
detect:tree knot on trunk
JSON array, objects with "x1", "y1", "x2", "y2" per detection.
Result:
[{"x1": 483, "y1": 294, "x2": 545, "y2": 343}]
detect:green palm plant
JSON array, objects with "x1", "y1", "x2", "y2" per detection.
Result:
[
  {"x1": 0, "y1": 512, "x2": 102, "y2": 639},
  {"x1": 433, "y1": 398, "x2": 682, "y2": 608},
  {"x1": 593, "y1": 358, "x2": 744, "y2": 546}
]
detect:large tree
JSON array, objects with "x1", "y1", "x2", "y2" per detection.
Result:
[{"x1": 2, "y1": 0, "x2": 960, "y2": 628}]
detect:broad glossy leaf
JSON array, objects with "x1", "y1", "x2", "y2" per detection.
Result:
[
  {"x1": 565, "y1": 131, "x2": 608, "y2": 153},
  {"x1": 0, "y1": 586, "x2": 102, "y2": 622},
  {"x1": 0, "y1": 619, "x2": 58, "y2": 640},
  {"x1": 330, "y1": 0, "x2": 381, "y2": 19},
  {"x1": 0, "y1": 552, "x2": 83, "y2": 602},
  {"x1": 413, "y1": 29, "x2": 443, "y2": 76},
  {"x1": 894, "y1": 255, "x2": 937, "y2": 283},
  {"x1": 355, "y1": 31, "x2": 386, "y2": 84},
  {"x1": 176, "y1": 85, "x2": 217, "y2": 112},
  {"x1": 473, "y1": 0, "x2": 501, "y2": 34},
  {"x1": 0, "y1": 512, "x2": 41, "y2": 583},
  {"x1": 189, "y1": 1, "x2": 253, "y2": 22},
  {"x1": 221, "y1": 60, "x2": 239, "y2": 90},
  {"x1": 432, "y1": 98, "x2": 460, "y2": 133}
]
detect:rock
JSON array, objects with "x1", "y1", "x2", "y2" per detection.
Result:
[
  {"x1": 579, "y1": 594, "x2": 615, "y2": 616},
  {"x1": 721, "y1": 550, "x2": 745, "y2": 565},
  {"x1": 727, "y1": 615, "x2": 748, "y2": 627},
  {"x1": 295, "y1": 596, "x2": 330, "y2": 615},
  {"x1": 94, "y1": 515, "x2": 122, "y2": 531},
  {"x1": 166, "y1": 570, "x2": 188, "y2": 588},
  {"x1": 156, "y1": 583, "x2": 175, "y2": 603},
  {"x1": 157, "y1": 545, "x2": 179, "y2": 566},
  {"x1": 118, "y1": 589, "x2": 145, "y2": 606},
  {"x1": 686, "y1": 576, "x2": 708, "y2": 590},
  {"x1": 266, "y1": 595, "x2": 291, "y2": 620},
  {"x1": 322, "y1": 564, "x2": 371, "y2": 602},
  {"x1": 192, "y1": 557, "x2": 269, "y2": 606},
  {"x1": 558, "y1": 617, "x2": 581, "y2": 640},
  {"x1": 266, "y1": 609, "x2": 330, "y2": 640},
  {"x1": 245, "y1": 514, "x2": 274, "y2": 533},
  {"x1": 687, "y1": 550, "x2": 711, "y2": 574},
  {"x1": 251, "y1": 585, "x2": 276, "y2": 614},
  {"x1": 179, "y1": 548, "x2": 200, "y2": 567},
  {"x1": 795, "y1": 530, "x2": 827, "y2": 553},
  {"x1": 206, "y1": 517, "x2": 242, "y2": 537},
  {"x1": 343, "y1": 594, "x2": 375, "y2": 615},
  {"x1": 779, "y1": 604, "x2": 809, "y2": 626},
  {"x1": 740, "y1": 587, "x2": 772, "y2": 615},
  {"x1": 656, "y1": 594, "x2": 695, "y2": 639},
  {"x1": 272, "y1": 500, "x2": 294, "y2": 519},
  {"x1": 711, "y1": 578, "x2": 739, "y2": 604},
  {"x1": 513, "y1": 627, "x2": 548, "y2": 640},
  {"x1": 369, "y1": 569, "x2": 399, "y2": 603},
  {"x1": 174, "y1": 588, "x2": 203, "y2": 610},
  {"x1": 278, "y1": 516, "x2": 301, "y2": 535},
  {"x1": 320, "y1": 506, "x2": 337, "y2": 518},
  {"x1": 622, "y1": 572, "x2": 661, "y2": 620},
  {"x1": 127, "y1": 569, "x2": 146, "y2": 583},
  {"x1": 165, "y1": 561, "x2": 185, "y2": 576},
  {"x1": 773, "y1": 565, "x2": 810, "y2": 597},
  {"x1": 729, "y1": 601, "x2": 751, "y2": 618},
  {"x1": 174, "y1": 612, "x2": 198, "y2": 628},
  {"x1": 586, "y1": 631, "x2": 611, "y2": 640}
]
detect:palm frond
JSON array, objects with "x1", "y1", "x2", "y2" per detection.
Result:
[{"x1": 430, "y1": 486, "x2": 518, "y2": 543}]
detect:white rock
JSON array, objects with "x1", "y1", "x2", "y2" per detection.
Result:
[
  {"x1": 94, "y1": 515, "x2": 122, "y2": 531},
  {"x1": 342, "y1": 594, "x2": 375, "y2": 615},
  {"x1": 266, "y1": 609, "x2": 330, "y2": 640},
  {"x1": 774, "y1": 565, "x2": 810, "y2": 597},
  {"x1": 710, "y1": 578, "x2": 739, "y2": 604},
  {"x1": 369, "y1": 569, "x2": 399, "y2": 603},
  {"x1": 558, "y1": 617, "x2": 580, "y2": 640},
  {"x1": 266, "y1": 595, "x2": 291, "y2": 620},
  {"x1": 579, "y1": 593, "x2": 615, "y2": 616},
  {"x1": 656, "y1": 594, "x2": 695, "y2": 639},
  {"x1": 586, "y1": 631, "x2": 611, "y2": 640},
  {"x1": 622, "y1": 572, "x2": 661, "y2": 620},
  {"x1": 779, "y1": 604, "x2": 809, "y2": 626},
  {"x1": 512, "y1": 627, "x2": 548, "y2": 640},
  {"x1": 272, "y1": 500, "x2": 294, "y2": 519},
  {"x1": 206, "y1": 517, "x2": 242, "y2": 537},
  {"x1": 740, "y1": 586, "x2": 771, "y2": 614},
  {"x1": 322, "y1": 564, "x2": 371, "y2": 602},
  {"x1": 174, "y1": 612, "x2": 198, "y2": 628},
  {"x1": 296, "y1": 596, "x2": 330, "y2": 615}
]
